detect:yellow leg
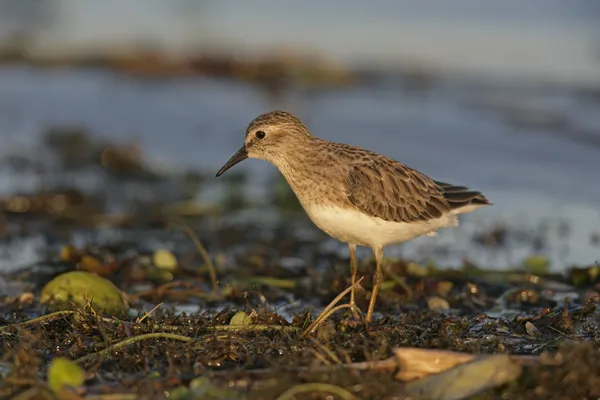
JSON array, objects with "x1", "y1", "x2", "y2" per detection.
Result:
[
  {"x1": 349, "y1": 243, "x2": 357, "y2": 306},
  {"x1": 366, "y1": 247, "x2": 383, "y2": 323}
]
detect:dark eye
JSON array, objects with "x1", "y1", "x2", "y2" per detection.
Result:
[{"x1": 255, "y1": 130, "x2": 266, "y2": 139}]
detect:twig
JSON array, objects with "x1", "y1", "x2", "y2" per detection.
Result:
[
  {"x1": 275, "y1": 383, "x2": 358, "y2": 400},
  {"x1": 136, "y1": 302, "x2": 163, "y2": 324},
  {"x1": 74, "y1": 332, "x2": 192, "y2": 365},
  {"x1": 85, "y1": 395, "x2": 138, "y2": 400},
  {"x1": 0, "y1": 310, "x2": 75, "y2": 332},
  {"x1": 209, "y1": 357, "x2": 399, "y2": 380},
  {"x1": 129, "y1": 281, "x2": 223, "y2": 302},
  {"x1": 73, "y1": 325, "x2": 298, "y2": 366},
  {"x1": 96, "y1": 317, "x2": 298, "y2": 334},
  {"x1": 385, "y1": 269, "x2": 413, "y2": 298},
  {"x1": 168, "y1": 218, "x2": 219, "y2": 293},
  {"x1": 309, "y1": 337, "x2": 343, "y2": 365},
  {"x1": 302, "y1": 277, "x2": 364, "y2": 336},
  {"x1": 205, "y1": 324, "x2": 299, "y2": 333},
  {"x1": 233, "y1": 276, "x2": 297, "y2": 289},
  {"x1": 9, "y1": 387, "x2": 42, "y2": 400}
]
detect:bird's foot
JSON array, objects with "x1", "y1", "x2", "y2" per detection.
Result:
[
  {"x1": 348, "y1": 282, "x2": 365, "y2": 320},
  {"x1": 346, "y1": 301, "x2": 362, "y2": 321},
  {"x1": 302, "y1": 276, "x2": 366, "y2": 336},
  {"x1": 336, "y1": 302, "x2": 364, "y2": 330}
]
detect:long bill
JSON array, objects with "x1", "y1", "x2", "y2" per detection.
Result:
[{"x1": 215, "y1": 146, "x2": 248, "y2": 177}]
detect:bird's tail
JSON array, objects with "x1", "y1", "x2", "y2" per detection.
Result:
[{"x1": 435, "y1": 180, "x2": 492, "y2": 214}]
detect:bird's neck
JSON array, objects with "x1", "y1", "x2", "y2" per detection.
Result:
[
  {"x1": 270, "y1": 137, "x2": 339, "y2": 198},
  {"x1": 270, "y1": 135, "x2": 316, "y2": 173}
]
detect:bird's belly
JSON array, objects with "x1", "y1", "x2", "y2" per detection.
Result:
[{"x1": 303, "y1": 204, "x2": 457, "y2": 248}]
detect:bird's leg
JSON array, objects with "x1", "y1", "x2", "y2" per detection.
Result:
[
  {"x1": 349, "y1": 243, "x2": 358, "y2": 307},
  {"x1": 366, "y1": 247, "x2": 383, "y2": 324},
  {"x1": 345, "y1": 243, "x2": 362, "y2": 320}
]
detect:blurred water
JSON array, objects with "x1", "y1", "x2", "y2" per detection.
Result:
[
  {"x1": 44, "y1": 0, "x2": 600, "y2": 85},
  {"x1": 0, "y1": 66, "x2": 599, "y2": 270}
]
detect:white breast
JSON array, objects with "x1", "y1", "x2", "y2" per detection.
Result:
[{"x1": 303, "y1": 204, "x2": 458, "y2": 249}]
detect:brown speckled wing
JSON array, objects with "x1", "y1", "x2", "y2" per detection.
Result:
[{"x1": 346, "y1": 160, "x2": 452, "y2": 223}]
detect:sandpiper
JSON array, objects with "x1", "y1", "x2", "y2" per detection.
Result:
[{"x1": 216, "y1": 110, "x2": 491, "y2": 322}]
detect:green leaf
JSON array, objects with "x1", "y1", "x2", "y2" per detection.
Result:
[
  {"x1": 229, "y1": 311, "x2": 251, "y2": 326},
  {"x1": 47, "y1": 357, "x2": 85, "y2": 394},
  {"x1": 522, "y1": 255, "x2": 550, "y2": 274},
  {"x1": 40, "y1": 271, "x2": 128, "y2": 315}
]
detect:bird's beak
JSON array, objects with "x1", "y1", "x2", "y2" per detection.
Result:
[{"x1": 215, "y1": 146, "x2": 248, "y2": 177}]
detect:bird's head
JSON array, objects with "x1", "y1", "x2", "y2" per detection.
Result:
[{"x1": 215, "y1": 110, "x2": 311, "y2": 177}]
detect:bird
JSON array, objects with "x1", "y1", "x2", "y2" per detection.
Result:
[{"x1": 216, "y1": 110, "x2": 491, "y2": 323}]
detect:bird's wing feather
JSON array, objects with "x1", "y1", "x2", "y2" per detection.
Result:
[{"x1": 346, "y1": 160, "x2": 451, "y2": 223}]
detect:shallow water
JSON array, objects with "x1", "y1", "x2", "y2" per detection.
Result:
[{"x1": 0, "y1": 66, "x2": 598, "y2": 271}]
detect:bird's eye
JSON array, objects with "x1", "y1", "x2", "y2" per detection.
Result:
[{"x1": 255, "y1": 130, "x2": 266, "y2": 140}]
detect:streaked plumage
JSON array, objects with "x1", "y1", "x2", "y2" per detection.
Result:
[{"x1": 216, "y1": 110, "x2": 491, "y2": 322}]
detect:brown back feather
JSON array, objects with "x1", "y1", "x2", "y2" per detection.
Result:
[{"x1": 346, "y1": 160, "x2": 452, "y2": 223}]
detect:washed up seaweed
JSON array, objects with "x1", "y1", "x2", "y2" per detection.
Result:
[
  {"x1": 2, "y1": 233, "x2": 600, "y2": 399},
  {"x1": 2, "y1": 126, "x2": 600, "y2": 399}
]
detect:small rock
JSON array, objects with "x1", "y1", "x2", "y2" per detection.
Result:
[
  {"x1": 525, "y1": 321, "x2": 541, "y2": 337},
  {"x1": 427, "y1": 296, "x2": 450, "y2": 311},
  {"x1": 153, "y1": 249, "x2": 178, "y2": 270}
]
